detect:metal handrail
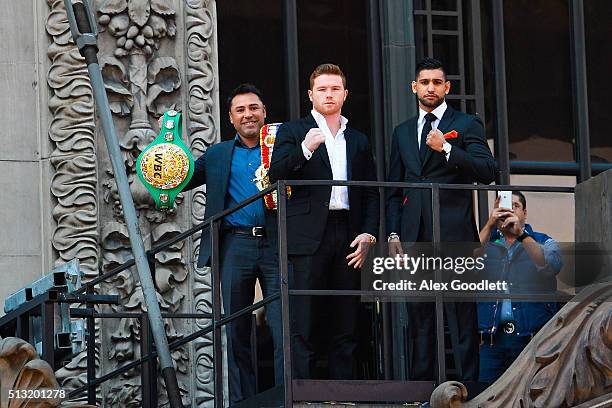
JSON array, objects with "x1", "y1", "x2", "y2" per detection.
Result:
[{"x1": 56, "y1": 180, "x2": 576, "y2": 406}]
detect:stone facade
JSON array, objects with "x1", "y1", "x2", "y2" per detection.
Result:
[{"x1": 1, "y1": 0, "x2": 219, "y2": 406}]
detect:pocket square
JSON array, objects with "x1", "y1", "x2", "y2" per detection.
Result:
[{"x1": 444, "y1": 130, "x2": 458, "y2": 139}]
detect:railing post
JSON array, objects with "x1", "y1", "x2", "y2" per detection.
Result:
[
  {"x1": 431, "y1": 184, "x2": 446, "y2": 383},
  {"x1": 86, "y1": 285, "x2": 97, "y2": 404},
  {"x1": 41, "y1": 295, "x2": 55, "y2": 370},
  {"x1": 211, "y1": 220, "x2": 224, "y2": 407},
  {"x1": 277, "y1": 181, "x2": 293, "y2": 406},
  {"x1": 141, "y1": 313, "x2": 152, "y2": 408}
]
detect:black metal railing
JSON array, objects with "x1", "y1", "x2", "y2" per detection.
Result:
[{"x1": 0, "y1": 180, "x2": 578, "y2": 407}]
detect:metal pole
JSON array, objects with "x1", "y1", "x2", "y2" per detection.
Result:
[
  {"x1": 86, "y1": 285, "x2": 97, "y2": 405},
  {"x1": 366, "y1": 0, "x2": 388, "y2": 380},
  {"x1": 570, "y1": 0, "x2": 591, "y2": 183},
  {"x1": 431, "y1": 185, "x2": 446, "y2": 383},
  {"x1": 41, "y1": 299, "x2": 55, "y2": 369},
  {"x1": 282, "y1": 0, "x2": 301, "y2": 120},
  {"x1": 140, "y1": 313, "x2": 153, "y2": 408},
  {"x1": 62, "y1": 2, "x2": 182, "y2": 407},
  {"x1": 211, "y1": 220, "x2": 224, "y2": 407},
  {"x1": 492, "y1": 0, "x2": 510, "y2": 185},
  {"x1": 277, "y1": 181, "x2": 293, "y2": 407}
]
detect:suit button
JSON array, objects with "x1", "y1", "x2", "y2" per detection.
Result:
[{"x1": 324, "y1": 201, "x2": 329, "y2": 207}]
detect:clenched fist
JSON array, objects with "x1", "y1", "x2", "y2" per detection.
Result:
[
  {"x1": 426, "y1": 128, "x2": 445, "y2": 152},
  {"x1": 303, "y1": 128, "x2": 326, "y2": 152}
]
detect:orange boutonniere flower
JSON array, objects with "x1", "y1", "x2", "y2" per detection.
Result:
[{"x1": 444, "y1": 130, "x2": 458, "y2": 139}]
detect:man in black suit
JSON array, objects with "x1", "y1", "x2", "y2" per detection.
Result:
[
  {"x1": 183, "y1": 84, "x2": 282, "y2": 403},
  {"x1": 386, "y1": 58, "x2": 496, "y2": 380},
  {"x1": 269, "y1": 64, "x2": 379, "y2": 379}
]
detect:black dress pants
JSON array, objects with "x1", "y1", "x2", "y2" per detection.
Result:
[
  {"x1": 288, "y1": 210, "x2": 358, "y2": 379},
  {"x1": 407, "y1": 216, "x2": 479, "y2": 381}
]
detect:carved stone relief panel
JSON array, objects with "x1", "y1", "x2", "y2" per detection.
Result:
[
  {"x1": 185, "y1": 0, "x2": 219, "y2": 406},
  {"x1": 45, "y1": 0, "x2": 219, "y2": 405},
  {"x1": 46, "y1": 0, "x2": 100, "y2": 399}
]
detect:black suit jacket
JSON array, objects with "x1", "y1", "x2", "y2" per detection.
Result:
[
  {"x1": 386, "y1": 106, "x2": 496, "y2": 242},
  {"x1": 269, "y1": 114, "x2": 379, "y2": 255}
]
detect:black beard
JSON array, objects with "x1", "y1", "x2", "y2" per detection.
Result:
[{"x1": 418, "y1": 95, "x2": 444, "y2": 109}]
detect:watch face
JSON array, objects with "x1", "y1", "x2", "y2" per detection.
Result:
[{"x1": 139, "y1": 143, "x2": 190, "y2": 190}]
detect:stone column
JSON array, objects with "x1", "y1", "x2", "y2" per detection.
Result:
[{"x1": 380, "y1": 0, "x2": 417, "y2": 161}]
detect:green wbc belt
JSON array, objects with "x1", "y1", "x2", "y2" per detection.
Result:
[{"x1": 136, "y1": 110, "x2": 194, "y2": 209}]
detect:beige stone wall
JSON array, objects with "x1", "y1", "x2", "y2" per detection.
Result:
[{"x1": 0, "y1": 0, "x2": 52, "y2": 307}]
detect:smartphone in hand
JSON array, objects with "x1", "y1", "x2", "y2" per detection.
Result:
[{"x1": 498, "y1": 191, "x2": 512, "y2": 210}]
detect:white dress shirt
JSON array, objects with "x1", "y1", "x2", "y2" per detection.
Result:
[
  {"x1": 416, "y1": 101, "x2": 451, "y2": 160},
  {"x1": 301, "y1": 109, "x2": 350, "y2": 210}
]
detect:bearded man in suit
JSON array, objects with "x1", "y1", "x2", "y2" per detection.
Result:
[{"x1": 386, "y1": 57, "x2": 496, "y2": 381}]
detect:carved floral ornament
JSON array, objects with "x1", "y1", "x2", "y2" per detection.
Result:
[
  {"x1": 96, "y1": 0, "x2": 181, "y2": 178},
  {"x1": 97, "y1": 0, "x2": 176, "y2": 57}
]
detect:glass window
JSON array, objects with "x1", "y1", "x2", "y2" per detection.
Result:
[
  {"x1": 503, "y1": 0, "x2": 574, "y2": 162},
  {"x1": 297, "y1": 0, "x2": 371, "y2": 137},
  {"x1": 216, "y1": 1, "x2": 285, "y2": 140},
  {"x1": 585, "y1": 1, "x2": 612, "y2": 164}
]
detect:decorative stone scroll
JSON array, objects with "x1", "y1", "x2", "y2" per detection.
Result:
[
  {"x1": 0, "y1": 337, "x2": 97, "y2": 408},
  {"x1": 46, "y1": 0, "x2": 99, "y2": 400},
  {"x1": 185, "y1": 0, "x2": 220, "y2": 405},
  {"x1": 431, "y1": 282, "x2": 612, "y2": 408}
]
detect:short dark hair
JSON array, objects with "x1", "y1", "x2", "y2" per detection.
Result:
[
  {"x1": 226, "y1": 83, "x2": 264, "y2": 111},
  {"x1": 512, "y1": 191, "x2": 527, "y2": 209},
  {"x1": 415, "y1": 57, "x2": 447, "y2": 80},
  {"x1": 309, "y1": 63, "x2": 347, "y2": 89}
]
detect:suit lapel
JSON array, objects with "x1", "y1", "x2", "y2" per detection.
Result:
[
  {"x1": 305, "y1": 114, "x2": 332, "y2": 172},
  {"x1": 404, "y1": 117, "x2": 422, "y2": 168},
  {"x1": 345, "y1": 127, "x2": 355, "y2": 179},
  {"x1": 422, "y1": 106, "x2": 455, "y2": 167},
  {"x1": 436, "y1": 105, "x2": 456, "y2": 134},
  {"x1": 218, "y1": 140, "x2": 235, "y2": 195}
]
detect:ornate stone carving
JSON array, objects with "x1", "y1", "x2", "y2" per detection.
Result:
[
  {"x1": 46, "y1": 0, "x2": 98, "y2": 292},
  {"x1": 45, "y1": 0, "x2": 219, "y2": 405},
  {"x1": 97, "y1": 0, "x2": 181, "y2": 217},
  {"x1": 46, "y1": 0, "x2": 100, "y2": 400},
  {"x1": 185, "y1": 0, "x2": 219, "y2": 406},
  {"x1": 431, "y1": 282, "x2": 612, "y2": 408},
  {"x1": 0, "y1": 337, "x2": 97, "y2": 408},
  {"x1": 93, "y1": 0, "x2": 193, "y2": 406}
]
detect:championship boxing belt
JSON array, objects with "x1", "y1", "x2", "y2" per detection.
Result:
[
  {"x1": 136, "y1": 110, "x2": 194, "y2": 209},
  {"x1": 253, "y1": 123, "x2": 291, "y2": 209}
]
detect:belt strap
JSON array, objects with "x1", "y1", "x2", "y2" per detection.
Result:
[{"x1": 225, "y1": 226, "x2": 265, "y2": 237}]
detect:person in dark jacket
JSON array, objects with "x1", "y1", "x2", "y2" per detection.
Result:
[
  {"x1": 269, "y1": 63, "x2": 379, "y2": 379},
  {"x1": 386, "y1": 57, "x2": 496, "y2": 381},
  {"x1": 477, "y1": 190, "x2": 563, "y2": 383},
  {"x1": 183, "y1": 84, "x2": 283, "y2": 403}
]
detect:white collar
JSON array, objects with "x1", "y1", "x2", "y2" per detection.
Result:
[
  {"x1": 418, "y1": 101, "x2": 447, "y2": 124},
  {"x1": 311, "y1": 109, "x2": 348, "y2": 132}
]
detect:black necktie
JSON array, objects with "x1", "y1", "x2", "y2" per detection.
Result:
[{"x1": 420, "y1": 112, "x2": 437, "y2": 161}]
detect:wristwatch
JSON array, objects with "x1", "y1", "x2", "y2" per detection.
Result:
[
  {"x1": 442, "y1": 142, "x2": 452, "y2": 155},
  {"x1": 517, "y1": 228, "x2": 531, "y2": 242},
  {"x1": 388, "y1": 232, "x2": 400, "y2": 242}
]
